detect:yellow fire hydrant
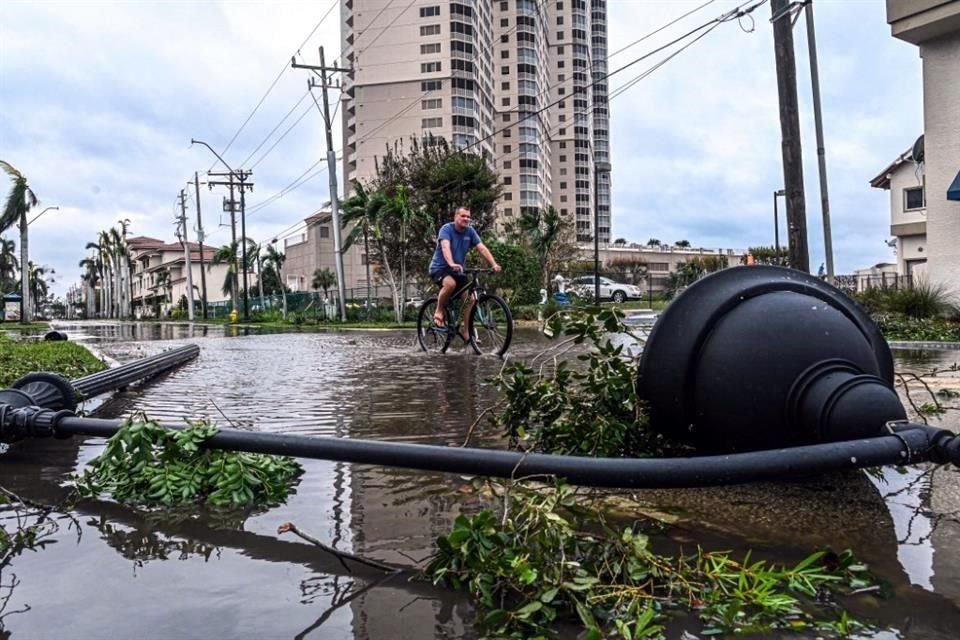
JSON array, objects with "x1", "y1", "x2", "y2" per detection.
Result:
[{"x1": 229, "y1": 310, "x2": 238, "y2": 323}]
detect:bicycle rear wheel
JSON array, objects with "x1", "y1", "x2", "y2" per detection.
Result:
[
  {"x1": 416, "y1": 298, "x2": 451, "y2": 353},
  {"x1": 468, "y1": 294, "x2": 513, "y2": 357}
]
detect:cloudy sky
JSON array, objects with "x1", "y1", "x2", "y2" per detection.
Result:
[{"x1": 1, "y1": 0, "x2": 922, "y2": 296}]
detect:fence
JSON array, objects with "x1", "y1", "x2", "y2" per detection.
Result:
[
  {"x1": 203, "y1": 284, "x2": 433, "y2": 323},
  {"x1": 854, "y1": 274, "x2": 913, "y2": 293}
]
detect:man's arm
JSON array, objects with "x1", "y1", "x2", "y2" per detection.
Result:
[
  {"x1": 440, "y1": 239, "x2": 462, "y2": 272},
  {"x1": 475, "y1": 242, "x2": 501, "y2": 272}
]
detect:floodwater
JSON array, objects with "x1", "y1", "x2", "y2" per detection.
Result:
[{"x1": 1, "y1": 321, "x2": 959, "y2": 639}]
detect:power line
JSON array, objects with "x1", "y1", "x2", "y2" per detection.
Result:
[
  {"x1": 239, "y1": 90, "x2": 311, "y2": 168},
  {"x1": 209, "y1": 0, "x2": 339, "y2": 171},
  {"x1": 459, "y1": 0, "x2": 767, "y2": 157},
  {"x1": 419, "y1": 1, "x2": 765, "y2": 202},
  {"x1": 248, "y1": 101, "x2": 317, "y2": 170}
]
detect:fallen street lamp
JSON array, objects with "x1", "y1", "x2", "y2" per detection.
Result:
[{"x1": 191, "y1": 139, "x2": 251, "y2": 322}]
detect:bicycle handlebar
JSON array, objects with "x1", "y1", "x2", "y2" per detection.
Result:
[{"x1": 462, "y1": 268, "x2": 496, "y2": 274}]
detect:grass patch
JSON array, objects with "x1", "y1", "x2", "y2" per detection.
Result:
[
  {"x1": 0, "y1": 322, "x2": 51, "y2": 332},
  {"x1": 0, "y1": 334, "x2": 107, "y2": 387}
]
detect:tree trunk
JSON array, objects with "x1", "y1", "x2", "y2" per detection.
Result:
[
  {"x1": 279, "y1": 263, "x2": 288, "y2": 320},
  {"x1": 363, "y1": 227, "x2": 372, "y2": 322},
  {"x1": 19, "y1": 211, "x2": 29, "y2": 324},
  {"x1": 378, "y1": 241, "x2": 401, "y2": 323}
]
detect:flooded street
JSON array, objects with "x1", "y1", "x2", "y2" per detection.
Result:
[{"x1": 2, "y1": 322, "x2": 960, "y2": 639}]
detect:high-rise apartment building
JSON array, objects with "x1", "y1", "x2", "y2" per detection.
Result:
[{"x1": 341, "y1": 0, "x2": 611, "y2": 243}]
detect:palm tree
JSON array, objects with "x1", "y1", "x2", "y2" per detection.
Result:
[
  {"x1": 312, "y1": 268, "x2": 337, "y2": 301},
  {"x1": 646, "y1": 238, "x2": 662, "y2": 248},
  {"x1": 0, "y1": 236, "x2": 18, "y2": 293},
  {"x1": 108, "y1": 226, "x2": 128, "y2": 319},
  {"x1": 26, "y1": 262, "x2": 54, "y2": 317},
  {"x1": 263, "y1": 243, "x2": 287, "y2": 319},
  {"x1": 78, "y1": 255, "x2": 101, "y2": 317},
  {"x1": 0, "y1": 161, "x2": 38, "y2": 323},
  {"x1": 213, "y1": 238, "x2": 257, "y2": 305},
  {"x1": 154, "y1": 267, "x2": 172, "y2": 316},
  {"x1": 85, "y1": 236, "x2": 111, "y2": 318},
  {"x1": 675, "y1": 239, "x2": 691, "y2": 248},
  {"x1": 613, "y1": 238, "x2": 627, "y2": 247},
  {"x1": 519, "y1": 206, "x2": 575, "y2": 292},
  {"x1": 340, "y1": 180, "x2": 377, "y2": 315}
]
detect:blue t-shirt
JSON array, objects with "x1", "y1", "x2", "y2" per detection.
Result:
[{"x1": 429, "y1": 222, "x2": 481, "y2": 273}]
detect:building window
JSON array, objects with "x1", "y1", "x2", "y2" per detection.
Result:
[
  {"x1": 421, "y1": 80, "x2": 442, "y2": 91},
  {"x1": 503, "y1": 145, "x2": 512, "y2": 153},
  {"x1": 503, "y1": 128, "x2": 511, "y2": 137},
  {"x1": 504, "y1": 160, "x2": 512, "y2": 169},
  {"x1": 419, "y1": 6, "x2": 440, "y2": 17},
  {"x1": 504, "y1": 192, "x2": 513, "y2": 201},
  {"x1": 557, "y1": 16, "x2": 564, "y2": 25},
  {"x1": 504, "y1": 207, "x2": 513, "y2": 215},
  {"x1": 559, "y1": 114, "x2": 566, "y2": 121},
  {"x1": 422, "y1": 98, "x2": 442, "y2": 109},
  {"x1": 559, "y1": 155, "x2": 567, "y2": 162},
  {"x1": 502, "y1": 96, "x2": 510, "y2": 106},
  {"x1": 501, "y1": 34, "x2": 509, "y2": 43},
  {"x1": 503, "y1": 176, "x2": 512, "y2": 185},
  {"x1": 503, "y1": 113, "x2": 511, "y2": 122},
  {"x1": 560, "y1": 141, "x2": 567, "y2": 149},
  {"x1": 319, "y1": 226, "x2": 330, "y2": 239},
  {"x1": 557, "y1": 31, "x2": 564, "y2": 40},
  {"x1": 420, "y1": 43, "x2": 441, "y2": 54},
  {"x1": 904, "y1": 186, "x2": 925, "y2": 211},
  {"x1": 501, "y1": 50, "x2": 509, "y2": 59},
  {"x1": 420, "y1": 24, "x2": 440, "y2": 36},
  {"x1": 500, "y1": 1, "x2": 508, "y2": 9},
  {"x1": 559, "y1": 128, "x2": 566, "y2": 134},
  {"x1": 501, "y1": 17, "x2": 509, "y2": 27},
  {"x1": 501, "y1": 81, "x2": 510, "y2": 90},
  {"x1": 560, "y1": 181, "x2": 567, "y2": 189},
  {"x1": 501, "y1": 65, "x2": 509, "y2": 75},
  {"x1": 558, "y1": 87, "x2": 565, "y2": 95},
  {"x1": 560, "y1": 195, "x2": 568, "y2": 202},
  {"x1": 558, "y1": 60, "x2": 565, "y2": 68},
  {"x1": 421, "y1": 117, "x2": 442, "y2": 128},
  {"x1": 560, "y1": 167, "x2": 567, "y2": 175},
  {"x1": 421, "y1": 62, "x2": 441, "y2": 73}
]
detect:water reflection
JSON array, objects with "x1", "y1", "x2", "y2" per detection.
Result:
[{"x1": 1, "y1": 323, "x2": 958, "y2": 638}]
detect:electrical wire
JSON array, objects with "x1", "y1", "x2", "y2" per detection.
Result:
[
  {"x1": 208, "y1": 0, "x2": 339, "y2": 171},
  {"x1": 248, "y1": 101, "x2": 317, "y2": 170},
  {"x1": 239, "y1": 90, "x2": 311, "y2": 168}
]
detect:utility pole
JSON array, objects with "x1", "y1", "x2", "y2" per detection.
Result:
[
  {"x1": 192, "y1": 171, "x2": 209, "y2": 318},
  {"x1": 771, "y1": 0, "x2": 809, "y2": 273},
  {"x1": 803, "y1": 0, "x2": 834, "y2": 283},
  {"x1": 209, "y1": 171, "x2": 253, "y2": 318},
  {"x1": 176, "y1": 189, "x2": 196, "y2": 321},
  {"x1": 292, "y1": 46, "x2": 351, "y2": 321}
]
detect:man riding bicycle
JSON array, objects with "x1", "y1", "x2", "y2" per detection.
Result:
[{"x1": 428, "y1": 206, "x2": 501, "y2": 339}]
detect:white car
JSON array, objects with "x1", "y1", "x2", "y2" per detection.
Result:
[{"x1": 568, "y1": 276, "x2": 643, "y2": 303}]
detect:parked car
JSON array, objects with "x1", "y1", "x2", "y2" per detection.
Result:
[{"x1": 568, "y1": 276, "x2": 643, "y2": 303}]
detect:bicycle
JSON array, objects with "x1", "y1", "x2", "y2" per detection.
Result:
[{"x1": 416, "y1": 269, "x2": 513, "y2": 357}]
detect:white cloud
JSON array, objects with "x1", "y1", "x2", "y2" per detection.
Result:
[{"x1": 0, "y1": 0, "x2": 922, "y2": 297}]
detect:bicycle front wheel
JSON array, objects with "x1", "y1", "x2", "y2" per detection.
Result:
[
  {"x1": 468, "y1": 294, "x2": 513, "y2": 357},
  {"x1": 416, "y1": 298, "x2": 451, "y2": 353}
]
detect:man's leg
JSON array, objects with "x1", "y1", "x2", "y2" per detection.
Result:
[{"x1": 435, "y1": 275, "x2": 457, "y2": 326}]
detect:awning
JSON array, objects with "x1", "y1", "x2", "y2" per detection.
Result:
[
  {"x1": 2, "y1": 292, "x2": 22, "y2": 302},
  {"x1": 948, "y1": 170, "x2": 960, "y2": 201}
]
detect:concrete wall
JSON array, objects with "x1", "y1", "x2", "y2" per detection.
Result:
[{"x1": 920, "y1": 33, "x2": 960, "y2": 295}]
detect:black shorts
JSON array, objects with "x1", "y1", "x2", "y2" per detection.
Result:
[{"x1": 430, "y1": 267, "x2": 468, "y2": 290}]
